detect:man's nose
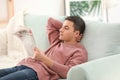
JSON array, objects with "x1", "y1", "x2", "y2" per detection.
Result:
[{"x1": 59, "y1": 27, "x2": 63, "y2": 32}]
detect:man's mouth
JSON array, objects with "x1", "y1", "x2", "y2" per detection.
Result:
[{"x1": 60, "y1": 33, "x2": 63, "y2": 36}]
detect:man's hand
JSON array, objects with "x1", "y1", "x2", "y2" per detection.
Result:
[
  {"x1": 33, "y1": 47, "x2": 44, "y2": 61},
  {"x1": 33, "y1": 47, "x2": 53, "y2": 67}
]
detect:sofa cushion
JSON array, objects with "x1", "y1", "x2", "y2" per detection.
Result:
[
  {"x1": 24, "y1": 15, "x2": 49, "y2": 51},
  {"x1": 81, "y1": 20, "x2": 120, "y2": 60}
]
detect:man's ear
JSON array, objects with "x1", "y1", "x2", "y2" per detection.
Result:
[
  {"x1": 75, "y1": 31, "x2": 83, "y2": 42},
  {"x1": 74, "y1": 31, "x2": 80, "y2": 37}
]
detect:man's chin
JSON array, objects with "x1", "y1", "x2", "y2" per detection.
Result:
[{"x1": 59, "y1": 37, "x2": 63, "y2": 40}]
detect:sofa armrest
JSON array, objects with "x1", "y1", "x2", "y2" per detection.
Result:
[
  {"x1": 67, "y1": 66, "x2": 86, "y2": 80},
  {"x1": 0, "y1": 27, "x2": 7, "y2": 55},
  {"x1": 67, "y1": 54, "x2": 120, "y2": 80}
]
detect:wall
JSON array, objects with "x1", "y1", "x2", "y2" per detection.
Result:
[
  {"x1": 107, "y1": 0, "x2": 120, "y2": 23},
  {"x1": 1, "y1": 0, "x2": 120, "y2": 23},
  {"x1": 0, "y1": 0, "x2": 8, "y2": 22},
  {"x1": 14, "y1": 0, "x2": 65, "y2": 16}
]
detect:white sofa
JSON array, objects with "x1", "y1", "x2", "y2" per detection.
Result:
[{"x1": 0, "y1": 14, "x2": 120, "y2": 80}]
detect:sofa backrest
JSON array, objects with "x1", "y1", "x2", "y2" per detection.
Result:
[
  {"x1": 81, "y1": 21, "x2": 120, "y2": 60},
  {"x1": 24, "y1": 14, "x2": 120, "y2": 61}
]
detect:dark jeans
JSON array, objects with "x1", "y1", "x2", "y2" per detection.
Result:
[{"x1": 0, "y1": 65, "x2": 38, "y2": 80}]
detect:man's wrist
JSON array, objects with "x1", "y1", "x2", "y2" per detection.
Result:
[{"x1": 42, "y1": 56, "x2": 53, "y2": 67}]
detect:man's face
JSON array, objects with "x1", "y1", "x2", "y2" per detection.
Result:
[{"x1": 59, "y1": 20, "x2": 79, "y2": 43}]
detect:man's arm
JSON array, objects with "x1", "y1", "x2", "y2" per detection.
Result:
[{"x1": 47, "y1": 17, "x2": 63, "y2": 45}]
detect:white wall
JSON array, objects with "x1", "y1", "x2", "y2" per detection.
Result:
[
  {"x1": 108, "y1": 5, "x2": 120, "y2": 23},
  {"x1": 6, "y1": 0, "x2": 120, "y2": 23},
  {"x1": 0, "y1": 0, "x2": 8, "y2": 21},
  {"x1": 107, "y1": 0, "x2": 120, "y2": 23},
  {"x1": 14, "y1": 0, "x2": 65, "y2": 16}
]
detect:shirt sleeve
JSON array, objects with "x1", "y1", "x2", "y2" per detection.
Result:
[
  {"x1": 50, "y1": 50, "x2": 87, "y2": 78},
  {"x1": 47, "y1": 17, "x2": 63, "y2": 45}
]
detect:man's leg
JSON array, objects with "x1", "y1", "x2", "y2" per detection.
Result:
[
  {"x1": 0, "y1": 66, "x2": 19, "y2": 77},
  {"x1": 0, "y1": 65, "x2": 38, "y2": 80},
  {"x1": 0, "y1": 65, "x2": 30, "y2": 77}
]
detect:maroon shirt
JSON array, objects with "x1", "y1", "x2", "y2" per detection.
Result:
[{"x1": 18, "y1": 18, "x2": 88, "y2": 80}]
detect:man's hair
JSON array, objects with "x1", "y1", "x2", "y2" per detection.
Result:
[{"x1": 65, "y1": 16, "x2": 85, "y2": 34}]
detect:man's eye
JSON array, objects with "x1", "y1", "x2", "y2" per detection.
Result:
[{"x1": 64, "y1": 26, "x2": 69, "y2": 30}]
